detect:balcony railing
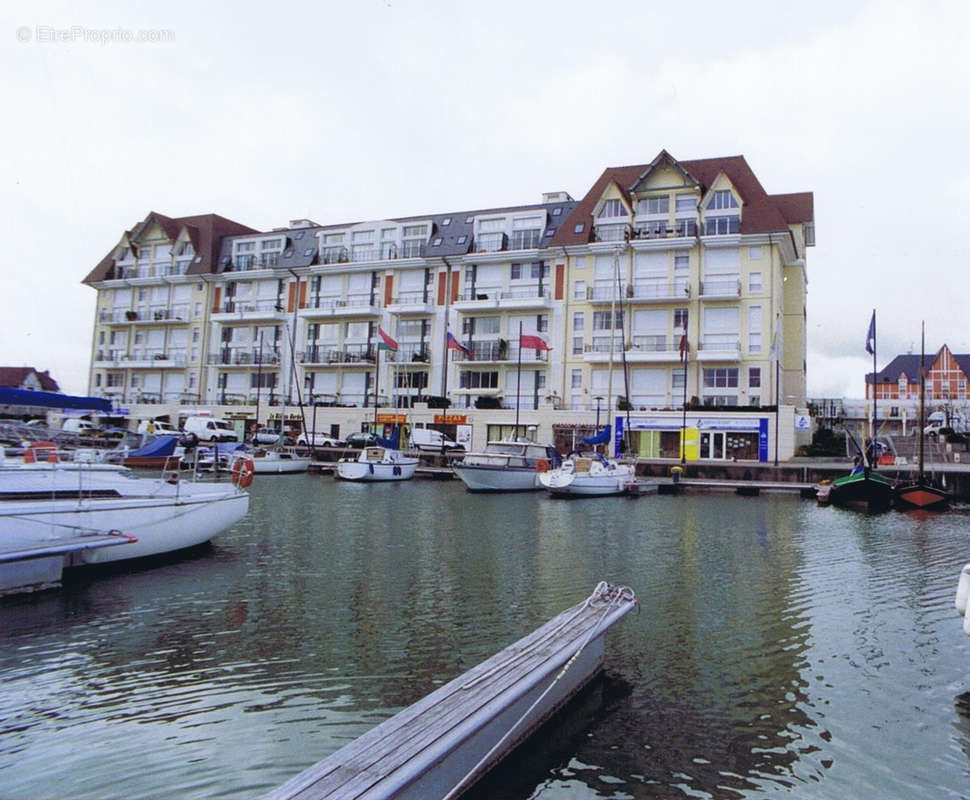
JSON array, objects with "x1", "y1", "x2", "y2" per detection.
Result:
[
  {"x1": 99, "y1": 305, "x2": 190, "y2": 323},
  {"x1": 300, "y1": 344, "x2": 376, "y2": 364},
  {"x1": 220, "y1": 299, "x2": 285, "y2": 314},
  {"x1": 629, "y1": 282, "x2": 690, "y2": 301},
  {"x1": 301, "y1": 295, "x2": 379, "y2": 313},
  {"x1": 698, "y1": 340, "x2": 741, "y2": 356},
  {"x1": 386, "y1": 344, "x2": 430, "y2": 363},
  {"x1": 457, "y1": 287, "x2": 549, "y2": 303},
  {"x1": 390, "y1": 291, "x2": 431, "y2": 305},
  {"x1": 208, "y1": 348, "x2": 281, "y2": 366},
  {"x1": 322, "y1": 246, "x2": 349, "y2": 264},
  {"x1": 631, "y1": 219, "x2": 698, "y2": 240},
  {"x1": 699, "y1": 278, "x2": 741, "y2": 297}
]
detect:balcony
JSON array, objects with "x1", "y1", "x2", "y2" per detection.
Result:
[
  {"x1": 509, "y1": 230, "x2": 542, "y2": 251},
  {"x1": 93, "y1": 350, "x2": 186, "y2": 369},
  {"x1": 474, "y1": 232, "x2": 506, "y2": 253},
  {"x1": 630, "y1": 219, "x2": 698, "y2": 241},
  {"x1": 99, "y1": 305, "x2": 191, "y2": 324},
  {"x1": 300, "y1": 295, "x2": 381, "y2": 318},
  {"x1": 699, "y1": 278, "x2": 741, "y2": 299},
  {"x1": 386, "y1": 291, "x2": 434, "y2": 315},
  {"x1": 628, "y1": 282, "x2": 690, "y2": 303},
  {"x1": 225, "y1": 253, "x2": 279, "y2": 272},
  {"x1": 450, "y1": 340, "x2": 549, "y2": 363},
  {"x1": 207, "y1": 348, "x2": 281, "y2": 367},
  {"x1": 212, "y1": 298, "x2": 287, "y2": 322},
  {"x1": 386, "y1": 344, "x2": 431, "y2": 363},
  {"x1": 453, "y1": 287, "x2": 552, "y2": 311},
  {"x1": 626, "y1": 337, "x2": 682, "y2": 363},
  {"x1": 298, "y1": 344, "x2": 375, "y2": 365},
  {"x1": 697, "y1": 340, "x2": 741, "y2": 361}
]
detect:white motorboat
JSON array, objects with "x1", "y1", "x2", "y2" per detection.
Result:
[
  {"x1": 452, "y1": 439, "x2": 560, "y2": 492},
  {"x1": 336, "y1": 446, "x2": 419, "y2": 482},
  {"x1": 250, "y1": 448, "x2": 310, "y2": 474},
  {"x1": 539, "y1": 452, "x2": 636, "y2": 497},
  {"x1": 0, "y1": 459, "x2": 250, "y2": 567}
]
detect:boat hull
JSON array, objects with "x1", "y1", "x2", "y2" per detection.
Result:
[
  {"x1": 452, "y1": 464, "x2": 542, "y2": 492},
  {"x1": 828, "y1": 472, "x2": 894, "y2": 512},
  {"x1": 0, "y1": 467, "x2": 249, "y2": 564},
  {"x1": 895, "y1": 482, "x2": 949, "y2": 510},
  {"x1": 336, "y1": 459, "x2": 418, "y2": 482},
  {"x1": 540, "y1": 464, "x2": 635, "y2": 497},
  {"x1": 252, "y1": 457, "x2": 310, "y2": 474}
]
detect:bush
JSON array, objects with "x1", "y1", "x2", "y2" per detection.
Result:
[{"x1": 803, "y1": 428, "x2": 846, "y2": 457}]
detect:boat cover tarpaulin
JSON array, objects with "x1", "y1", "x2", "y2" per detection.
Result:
[
  {"x1": 128, "y1": 435, "x2": 177, "y2": 458},
  {"x1": 581, "y1": 425, "x2": 611, "y2": 445},
  {"x1": 0, "y1": 388, "x2": 112, "y2": 412}
]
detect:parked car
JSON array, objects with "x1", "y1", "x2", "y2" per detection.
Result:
[
  {"x1": 253, "y1": 427, "x2": 284, "y2": 444},
  {"x1": 344, "y1": 432, "x2": 380, "y2": 449},
  {"x1": 296, "y1": 431, "x2": 344, "y2": 447}
]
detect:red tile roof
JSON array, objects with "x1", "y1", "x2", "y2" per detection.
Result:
[
  {"x1": 550, "y1": 152, "x2": 813, "y2": 247},
  {"x1": 0, "y1": 367, "x2": 60, "y2": 392},
  {"x1": 82, "y1": 212, "x2": 258, "y2": 284}
]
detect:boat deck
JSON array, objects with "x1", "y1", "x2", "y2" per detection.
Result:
[{"x1": 265, "y1": 584, "x2": 637, "y2": 800}]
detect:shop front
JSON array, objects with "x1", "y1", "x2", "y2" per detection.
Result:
[{"x1": 616, "y1": 413, "x2": 770, "y2": 462}]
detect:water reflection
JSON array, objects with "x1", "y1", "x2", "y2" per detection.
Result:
[{"x1": 1, "y1": 478, "x2": 969, "y2": 799}]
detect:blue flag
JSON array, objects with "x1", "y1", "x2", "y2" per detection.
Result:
[{"x1": 865, "y1": 310, "x2": 875, "y2": 355}]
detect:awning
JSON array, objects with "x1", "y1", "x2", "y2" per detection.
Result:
[{"x1": 0, "y1": 388, "x2": 112, "y2": 413}]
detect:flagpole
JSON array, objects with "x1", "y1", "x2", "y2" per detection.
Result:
[
  {"x1": 373, "y1": 340, "x2": 380, "y2": 432},
  {"x1": 872, "y1": 309, "x2": 877, "y2": 462},
  {"x1": 680, "y1": 323, "x2": 688, "y2": 465},
  {"x1": 515, "y1": 321, "x2": 522, "y2": 438}
]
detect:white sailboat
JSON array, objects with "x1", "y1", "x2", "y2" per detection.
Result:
[
  {"x1": 540, "y1": 250, "x2": 635, "y2": 497},
  {"x1": 336, "y1": 329, "x2": 418, "y2": 482}
]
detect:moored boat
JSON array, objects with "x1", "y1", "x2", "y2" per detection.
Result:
[
  {"x1": 249, "y1": 448, "x2": 310, "y2": 474},
  {"x1": 336, "y1": 446, "x2": 419, "y2": 482},
  {"x1": 539, "y1": 451, "x2": 636, "y2": 497},
  {"x1": 452, "y1": 439, "x2": 560, "y2": 492},
  {"x1": 0, "y1": 453, "x2": 250, "y2": 567},
  {"x1": 827, "y1": 467, "x2": 894, "y2": 513}
]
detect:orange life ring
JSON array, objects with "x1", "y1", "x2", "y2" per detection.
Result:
[
  {"x1": 24, "y1": 441, "x2": 58, "y2": 464},
  {"x1": 535, "y1": 458, "x2": 549, "y2": 473},
  {"x1": 231, "y1": 455, "x2": 255, "y2": 488}
]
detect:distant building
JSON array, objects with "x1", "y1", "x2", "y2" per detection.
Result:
[{"x1": 0, "y1": 367, "x2": 60, "y2": 392}]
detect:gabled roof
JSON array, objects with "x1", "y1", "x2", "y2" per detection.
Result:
[
  {"x1": 82, "y1": 212, "x2": 259, "y2": 284},
  {"x1": 550, "y1": 151, "x2": 813, "y2": 247},
  {"x1": 0, "y1": 367, "x2": 60, "y2": 392},
  {"x1": 867, "y1": 347, "x2": 970, "y2": 384}
]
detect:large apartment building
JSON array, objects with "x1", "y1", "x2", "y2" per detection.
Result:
[{"x1": 82, "y1": 151, "x2": 814, "y2": 460}]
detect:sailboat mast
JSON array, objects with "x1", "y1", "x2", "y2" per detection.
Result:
[
  {"x1": 514, "y1": 320, "x2": 522, "y2": 438},
  {"x1": 919, "y1": 321, "x2": 925, "y2": 482}
]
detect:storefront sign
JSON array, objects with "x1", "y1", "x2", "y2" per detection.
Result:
[{"x1": 434, "y1": 414, "x2": 467, "y2": 424}]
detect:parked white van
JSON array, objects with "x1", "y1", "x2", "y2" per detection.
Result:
[
  {"x1": 137, "y1": 419, "x2": 179, "y2": 436},
  {"x1": 62, "y1": 419, "x2": 100, "y2": 435},
  {"x1": 182, "y1": 415, "x2": 238, "y2": 442},
  {"x1": 409, "y1": 427, "x2": 462, "y2": 451}
]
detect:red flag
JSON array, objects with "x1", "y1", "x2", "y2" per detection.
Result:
[
  {"x1": 377, "y1": 327, "x2": 397, "y2": 351},
  {"x1": 519, "y1": 333, "x2": 550, "y2": 351},
  {"x1": 446, "y1": 331, "x2": 470, "y2": 355}
]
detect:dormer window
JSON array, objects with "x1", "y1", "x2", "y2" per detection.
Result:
[
  {"x1": 176, "y1": 242, "x2": 195, "y2": 257},
  {"x1": 708, "y1": 190, "x2": 739, "y2": 210},
  {"x1": 637, "y1": 197, "x2": 669, "y2": 215},
  {"x1": 676, "y1": 194, "x2": 696, "y2": 213},
  {"x1": 599, "y1": 199, "x2": 625, "y2": 218}
]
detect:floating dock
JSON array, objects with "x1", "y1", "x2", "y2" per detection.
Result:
[{"x1": 264, "y1": 582, "x2": 637, "y2": 800}]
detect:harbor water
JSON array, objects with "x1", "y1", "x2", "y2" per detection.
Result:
[{"x1": 1, "y1": 476, "x2": 969, "y2": 799}]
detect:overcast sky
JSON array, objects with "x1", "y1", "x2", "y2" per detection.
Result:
[{"x1": 2, "y1": 0, "x2": 968, "y2": 398}]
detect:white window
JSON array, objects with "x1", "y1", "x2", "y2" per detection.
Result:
[
  {"x1": 637, "y1": 196, "x2": 669, "y2": 215},
  {"x1": 599, "y1": 199, "x2": 624, "y2": 218},
  {"x1": 748, "y1": 272, "x2": 763, "y2": 292},
  {"x1": 708, "y1": 190, "x2": 739, "y2": 210},
  {"x1": 704, "y1": 248, "x2": 740, "y2": 276},
  {"x1": 675, "y1": 194, "x2": 695, "y2": 213},
  {"x1": 573, "y1": 311, "x2": 584, "y2": 331},
  {"x1": 674, "y1": 254, "x2": 689, "y2": 273},
  {"x1": 749, "y1": 246, "x2": 763, "y2": 260},
  {"x1": 573, "y1": 280, "x2": 587, "y2": 300},
  {"x1": 748, "y1": 306, "x2": 762, "y2": 353},
  {"x1": 571, "y1": 369, "x2": 583, "y2": 389}
]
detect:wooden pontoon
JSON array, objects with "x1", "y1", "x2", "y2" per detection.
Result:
[{"x1": 265, "y1": 582, "x2": 637, "y2": 800}]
